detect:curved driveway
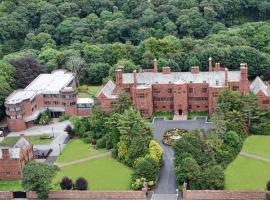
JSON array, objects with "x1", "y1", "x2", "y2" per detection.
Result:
[{"x1": 150, "y1": 117, "x2": 213, "y2": 194}]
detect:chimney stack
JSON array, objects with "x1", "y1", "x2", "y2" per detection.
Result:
[
  {"x1": 240, "y1": 63, "x2": 248, "y2": 81},
  {"x1": 162, "y1": 66, "x2": 171, "y2": 74},
  {"x1": 115, "y1": 66, "x2": 124, "y2": 85},
  {"x1": 191, "y1": 66, "x2": 200, "y2": 74},
  {"x1": 208, "y1": 57, "x2": 213, "y2": 72},
  {"x1": 215, "y1": 63, "x2": 221, "y2": 71},
  {"x1": 133, "y1": 70, "x2": 137, "y2": 85},
  {"x1": 2, "y1": 148, "x2": 10, "y2": 159},
  {"x1": 153, "y1": 58, "x2": 158, "y2": 72},
  {"x1": 225, "y1": 68, "x2": 228, "y2": 86}
]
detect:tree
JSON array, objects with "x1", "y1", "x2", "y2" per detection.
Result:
[
  {"x1": 65, "y1": 56, "x2": 86, "y2": 86},
  {"x1": 217, "y1": 89, "x2": 243, "y2": 113},
  {"x1": 22, "y1": 163, "x2": 57, "y2": 199},
  {"x1": 64, "y1": 125, "x2": 75, "y2": 138},
  {"x1": 60, "y1": 177, "x2": 73, "y2": 190},
  {"x1": 112, "y1": 92, "x2": 133, "y2": 114},
  {"x1": 74, "y1": 177, "x2": 88, "y2": 190},
  {"x1": 10, "y1": 56, "x2": 46, "y2": 89}
]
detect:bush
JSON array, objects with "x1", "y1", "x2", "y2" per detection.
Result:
[
  {"x1": 38, "y1": 112, "x2": 50, "y2": 125},
  {"x1": 60, "y1": 176, "x2": 73, "y2": 190},
  {"x1": 131, "y1": 178, "x2": 146, "y2": 190},
  {"x1": 39, "y1": 133, "x2": 52, "y2": 140},
  {"x1": 96, "y1": 137, "x2": 106, "y2": 148},
  {"x1": 132, "y1": 156, "x2": 159, "y2": 183},
  {"x1": 59, "y1": 114, "x2": 69, "y2": 122},
  {"x1": 65, "y1": 125, "x2": 75, "y2": 138},
  {"x1": 267, "y1": 180, "x2": 270, "y2": 191},
  {"x1": 148, "y1": 140, "x2": 163, "y2": 165},
  {"x1": 74, "y1": 177, "x2": 88, "y2": 190}
]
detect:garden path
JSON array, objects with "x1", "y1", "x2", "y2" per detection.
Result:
[
  {"x1": 55, "y1": 151, "x2": 111, "y2": 168},
  {"x1": 240, "y1": 151, "x2": 270, "y2": 163}
]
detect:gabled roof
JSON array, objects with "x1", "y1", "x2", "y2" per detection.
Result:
[
  {"x1": 97, "y1": 80, "x2": 118, "y2": 99},
  {"x1": 250, "y1": 76, "x2": 270, "y2": 96},
  {"x1": 0, "y1": 148, "x2": 21, "y2": 159},
  {"x1": 13, "y1": 137, "x2": 30, "y2": 149}
]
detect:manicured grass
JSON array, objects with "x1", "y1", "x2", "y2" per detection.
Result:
[
  {"x1": 78, "y1": 85, "x2": 100, "y2": 97},
  {"x1": 225, "y1": 155, "x2": 270, "y2": 190},
  {"x1": 146, "y1": 112, "x2": 173, "y2": 122},
  {"x1": 241, "y1": 135, "x2": 270, "y2": 159},
  {"x1": 53, "y1": 156, "x2": 133, "y2": 191},
  {"x1": 187, "y1": 111, "x2": 208, "y2": 120},
  {"x1": 0, "y1": 135, "x2": 52, "y2": 147},
  {"x1": 0, "y1": 181, "x2": 22, "y2": 191},
  {"x1": 55, "y1": 139, "x2": 108, "y2": 163}
]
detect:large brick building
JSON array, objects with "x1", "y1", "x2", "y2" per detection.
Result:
[
  {"x1": 5, "y1": 70, "x2": 94, "y2": 132},
  {"x1": 0, "y1": 136, "x2": 34, "y2": 180},
  {"x1": 97, "y1": 58, "x2": 270, "y2": 116}
]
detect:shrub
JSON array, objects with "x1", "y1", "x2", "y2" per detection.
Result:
[
  {"x1": 38, "y1": 112, "x2": 50, "y2": 125},
  {"x1": 65, "y1": 125, "x2": 75, "y2": 138},
  {"x1": 131, "y1": 178, "x2": 146, "y2": 190},
  {"x1": 60, "y1": 176, "x2": 73, "y2": 190},
  {"x1": 148, "y1": 140, "x2": 163, "y2": 165},
  {"x1": 39, "y1": 133, "x2": 52, "y2": 140},
  {"x1": 59, "y1": 114, "x2": 69, "y2": 122},
  {"x1": 74, "y1": 177, "x2": 88, "y2": 190},
  {"x1": 96, "y1": 137, "x2": 106, "y2": 148},
  {"x1": 132, "y1": 156, "x2": 159, "y2": 183},
  {"x1": 267, "y1": 180, "x2": 270, "y2": 191}
]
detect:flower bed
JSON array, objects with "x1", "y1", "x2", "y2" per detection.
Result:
[{"x1": 163, "y1": 128, "x2": 188, "y2": 146}]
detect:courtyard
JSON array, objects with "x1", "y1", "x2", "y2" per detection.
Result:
[{"x1": 225, "y1": 135, "x2": 270, "y2": 190}]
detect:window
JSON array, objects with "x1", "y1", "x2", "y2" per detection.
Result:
[
  {"x1": 170, "y1": 105, "x2": 174, "y2": 109},
  {"x1": 188, "y1": 105, "x2": 192, "y2": 109},
  {"x1": 154, "y1": 97, "x2": 173, "y2": 101},
  {"x1": 263, "y1": 100, "x2": 270, "y2": 104},
  {"x1": 124, "y1": 88, "x2": 130, "y2": 93},
  {"x1": 213, "y1": 92, "x2": 218, "y2": 97},
  {"x1": 137, "y1": 94, "x2": 145, "y2": 98},
  {"x1": 168, "y1": 88, "x2": 173, "y2": 93},
  {"x1": 44, "y1": 94, "x2": 52, "y2": 98},
  {"x1": 140, "y1": 109, "x2": 148, "y2": 115},
  {"x1": 188, "y1": 88, "x2": 194, "y2": 93},
  {"x1": 8, "y1": 107, "x2": 15, "y2": 112},
  {"x1": 216, "y1": 80, "x2": 219, "y2": 86},
  {"x1": 188, "y1": 97, "x2": 208, "y2": 101},
  {"x1": 17, "y1": 115, "x2": 22, "y2": 119},
  {"x1": 153, "y1": 89, "x2": 160, "y2": 93},
  {"x1": 52, "y1": 94, "x2": 60, "y2": 98},
  {"x1": 6, "y1": 172, "x2": 10, "y2": 176},
  {"x1": 232, "y1": 86, "x2": 239, "y2": 91},
  {"x1": 202, "y1": 88, "x2": 208, "y2": 93},
  {"x1": 10, "y1": 116, "x2": 16, "y2": 119}
]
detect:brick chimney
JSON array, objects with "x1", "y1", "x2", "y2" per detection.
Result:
[
  {"x1": 115, "y1": 66, "x2": 124, "y2": 85},
  {"x1": 162, "y1": 66, "x2": 171, "y2": 74},
  {"x1": 240, "y1": 63, "x2": 249, "y2": 94},
  {"x1": 1, "y1": 148, "x2": 10, "y2": 159},
  {"x1": 215, "y1": 63, "x2": 221, "y2": 71},
  {"x1": 133, "y1": 70, "x2": 137, "y2": 85},
  {"x1": 240, "y1": 63, "x2": 248, "y2": 80},
  {"x1": 208, "y1": 57, "x2": 213, "y2": 72},
  {"x1": 225, "y1": 68, "x2": 228, "y2": 86},
  {"x1": 153, "y1": 58, "x2": 158, "y2": 72},
  {"x1": 191, "y1": 66, "x2": 200, "y2": 74}
]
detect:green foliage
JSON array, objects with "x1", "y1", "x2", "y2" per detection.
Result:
[
  {"x1": 59, "y1": 114, "x2": 69, "y2": 122},
  {"x1": 38, "y1": 111, "x2": 50, "y2": 125},
  {"x1": 217, "y1": 89, "x2": 243, "y2": 113},
  {"x1": 22, "y1": 162, "x2": 57, "y2": 200}
]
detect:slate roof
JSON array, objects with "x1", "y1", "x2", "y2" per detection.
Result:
[
  {"x1": 250, "y1": 76, "x2": 270, "y2": 96},
  {"x1": 122, "y1": 71, "x2": 241, "y2": 87},
  {"x1": 97, "y1": 80, "x2": 118, "y2": 99},
  {"x1": 13, "y1": 137, "x2": 30, "y2": 149}
]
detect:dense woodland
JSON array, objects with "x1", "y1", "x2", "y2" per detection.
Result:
[{"x1": 1, "y1": 0, "x2": 270, "y2": 118}]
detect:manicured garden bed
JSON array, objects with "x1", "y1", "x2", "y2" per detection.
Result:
[
  {"x1": 187, "y1": 111, "x2": 208, "y2": 120},
  {"x1": 0, "y1": 134, "x2": 52, "y2": 147},
  {"x1": 53, "y1": 156, "x2": 133, "y2": 191},
  {"x1": 146, "y1": 112, "x2": 173, "y2": 122},
  {"x1": 55, "y1": 139, "x2": 108, "y2": 163},
  {"x1": 0, "y1": 181, "x2": 22, "y2": 191},
  {"x1": 163, "y1": 128, "x2": 188, "y2": 146}
]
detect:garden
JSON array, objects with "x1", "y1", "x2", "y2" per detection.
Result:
[
  {"x1": 225, "y1": 135, "x2": 270, "y2": 190},
  {"x1": 78, "y1": 85, "x2": 100, "y2": 98},
  {"x1": 0, "y1": 134, "x2": 53, "y2": 147},
  {"x1": 187, "y1": 111, "x2": 208, "y2": 120},
  {"x1": 163, "y1": 128, "x2": 188, "y2": 146}
]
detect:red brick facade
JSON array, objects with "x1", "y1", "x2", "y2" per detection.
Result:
[
  {"x1": 0, "y1": 136, "x2": 34, "y2": 180},
  {"x1": 98, "y1": 59, "x2": 266, "y2": 117},
  {"x1": 5, "y1": 70, "x2": 93, "y2": 132}
]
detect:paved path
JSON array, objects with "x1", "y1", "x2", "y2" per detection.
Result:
[
  {"x1": 150, "y1": 117, "x2": 213, "y2": 195},
  {"x1": 240, "y1": 151, "x2": 270, "y2": 162},
  {"x1": 7, "y1": 121, "x2": 71, "y2": 159},
  {"x1": 55, "y1": 152, "x2": 111, "y2": 168}
]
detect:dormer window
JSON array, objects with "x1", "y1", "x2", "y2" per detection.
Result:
[{"x1": 216, "y1": 80, "x2": 219, "y2": 85}]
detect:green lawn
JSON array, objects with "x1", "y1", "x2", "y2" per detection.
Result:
[
  {"x1": 242, "y1": 135, "x2": 270, "y2": 159},
  {"x1": 225, "y1": 155, "x2": 270, "y2": 190},
  {"x1": 187, "y1": 111, "x2": 208, "y2": 120},
  {"x1": 146, "y1": 112, "x2": 173, "y2": 122},
  {"x1": 55, "y1": 139, "x2": 108, "y2": 163},
  {"x1": 0, "y1": 181, "x2": 22, "y2": 191},
  {"x1": 0, "y1": 135, "x2": 52, "y2": 147},
  {"x1": 78, "y1": 85, "x2": 100, "y2": 97},
  {"x1": 53, "y1": 156, "x2": 133, "y2": 191}
]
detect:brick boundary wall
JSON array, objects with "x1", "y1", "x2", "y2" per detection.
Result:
[
  {"x1": 26, "y1": 190, "x2": 147, "y2": 200},
  {"x1": 0, "y1": 192, "x2": 13, "y2": 199},
  {"x1": 183, "y1": 189, "x2": 268, "y2": 200}
]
